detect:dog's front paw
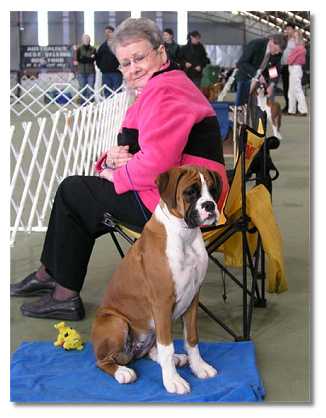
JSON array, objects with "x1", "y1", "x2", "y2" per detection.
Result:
[
  {"x1": 191, "y1": 360, "x2": 218, "y2": 379},
  {"x1": 163, "y1": 373, "x2": 190, "y2": 394},
  {"x1": 114, "y1": 365, "x2": 137, "y2": 384}
]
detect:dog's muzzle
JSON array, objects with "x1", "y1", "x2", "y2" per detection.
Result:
[
  {"x1": 200, "y1": 200, "x2": 218, "y2": 225},
  {"x1": 185, "y1": 200, "x2": 218, "y2": 228}
]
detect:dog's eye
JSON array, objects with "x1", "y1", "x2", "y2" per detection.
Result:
[
  {"x1": 183, "y1": 185, "x2": 200, "y2": 201},
  {"x1": 209, "y1": 186, "x2": 218, "y2": 200}
]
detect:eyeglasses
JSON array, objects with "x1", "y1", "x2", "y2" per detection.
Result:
[{"x1": 118, "y1": 48, "x2": 158, "y2": 72}]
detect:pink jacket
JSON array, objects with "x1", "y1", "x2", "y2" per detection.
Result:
[
  {"x1": 287, "y1": 45, "x2": 306, "y2": 66},
  {"x1": 112, "y1": 68, "x2": 229, "y2": 213}
]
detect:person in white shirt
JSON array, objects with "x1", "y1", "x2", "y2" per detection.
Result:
[{"x1": 280, "y1": 23, "x2": 296, "y2": 113}]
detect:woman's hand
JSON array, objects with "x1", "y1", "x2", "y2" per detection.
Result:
[
  {"x1": 185, "y1": 62, "x2": 192, "y2": 68},
  {"x1": 195, "y1": 65, "x2": 201, "y2": 72},
  {"x1": 106, "y1": 145, "x2": 133, "y2": 169},
  {"x1": 99, "y1": 168, "x2": 114, "y2": 182}
]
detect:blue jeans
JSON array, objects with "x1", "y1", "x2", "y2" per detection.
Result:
[
  {"x1": 78, "y1": 73, "x2": 95, "y2": 104},
  {"x1": 102, "y1": 72, "x2": 122, "y2": 98},
  {"x1": 235, "y1": 79, "x2": 251, "y2": 106}
]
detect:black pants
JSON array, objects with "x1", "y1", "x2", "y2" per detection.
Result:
[
  {"x1": 281, "y1": 65, "x2": 289, "y2": 109},
  {"x1": 41, "y1": 176, "x2": 152, "y2": 292}
]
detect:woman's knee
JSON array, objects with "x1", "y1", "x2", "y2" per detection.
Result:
[{"x1": 56, "y1": 176, "x2": 85, "y2": 204}]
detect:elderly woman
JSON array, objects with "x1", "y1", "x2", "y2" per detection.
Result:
[{"x1": 11, "y1": 18, "x2": 228, "y2": 320}]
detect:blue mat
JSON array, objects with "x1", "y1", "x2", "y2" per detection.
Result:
[{"x1": 11, "y1": 340, "x2": 265, "y2": 403}]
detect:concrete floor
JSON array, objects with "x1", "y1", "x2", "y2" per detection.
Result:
[{"x1": 10, "y1": 96, "x2": 310, "y2": 402}]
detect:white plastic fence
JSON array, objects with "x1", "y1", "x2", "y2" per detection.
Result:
[
  {"x1": 10, "y1": 89, "x2": 132, "y2": 246},
  {"x1": 10, "y1": 70, "x2": 123, "y2": 117},
  {"x1": 218, "y1": 68, "x2": 238, "y2": 102}
]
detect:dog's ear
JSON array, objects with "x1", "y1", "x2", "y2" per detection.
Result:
[
  {"x1": 156, "y1": 171, "x2": 170, "y2": 195},
  {"x1": 156, "y1": 168, "x2": 187, "y2": 209},
  {"x1": 208, "y1": 170, "x2": 222, "y2": 202}
]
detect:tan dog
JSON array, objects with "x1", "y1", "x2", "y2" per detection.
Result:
[
  {"x1": 91, "y1": 165, "x2": 222, "y2": 394},
  {"x1": 254, "y1": 85, "x2": 283, "y2": 140},
  {"x1": 201, "y1": 82, "x2": 224, "y2": 102}
]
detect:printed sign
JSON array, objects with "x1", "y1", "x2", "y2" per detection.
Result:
[{"x1": 21, "y1": 45, "x2": 74, "y2": 70}]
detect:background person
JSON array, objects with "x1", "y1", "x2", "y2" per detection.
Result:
[
  {"x1": 179, "y1": 30, "x2": 210, "y2": 88},
  {"x1": 280, "y1": 23, "x2": 296, "y2": 113},
  {"x1": 162, "y1": 28, "x2": 181, "y2": 65},
  {"x1": 96, "y1": 25, "x2": 123, "y2": 98},
  {"x1": 287, "y1": 30, "x2": 308, "y2": 116},
  {"x1": 11, "y1": 18, "x2": 228, "y2": 321},
  {"x1": 76, "y1": 34, "x2": 97, "y2": 105},
  {"x1": 235, "y1": 33, "x2": 287, "y2": 106}
]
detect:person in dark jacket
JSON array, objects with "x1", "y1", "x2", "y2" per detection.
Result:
[
  {"x1": 235, "y1": 33, "x2": 287, "y2": 106},
  {"x1": 162, "y1": 28, "x2": 180, "y2": 65},
  {"x1": 179, "y1": 30, "x2": 210, "y2": 88},
  {"x1": 76, "y1": 34, "x2": 97, "y2": 104},
  {"x1": 96, "y1": 26, "x2": 122, "y2": 98}
]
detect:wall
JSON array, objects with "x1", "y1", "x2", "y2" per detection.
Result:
[{"x1": 10, "y1": 11, "x2": 260, "y2": 72}]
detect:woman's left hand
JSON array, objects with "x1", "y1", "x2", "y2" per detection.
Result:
[
  {"x1": 106, "y1": 145, "x2": 133, "y2": 169},
  {"x1": 99, "y1": 168, "x2": 114, "y2": 182}
]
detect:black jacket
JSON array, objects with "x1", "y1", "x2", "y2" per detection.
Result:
[
  {"x1": 236, "y1": 38, "x2": 282, "y2": 84},
  {"x1": 76, "y1": 44, "x2": 96, "y2": 74},
  {"x1": 96, "y1": 41, "x2": 120, "y2": 73},
  {"x1": 164, "y1": 41, "x2": 181, "y2": 65},
  {"x1": 179, "y1": 42, "x2": 210, "y2": 79}
]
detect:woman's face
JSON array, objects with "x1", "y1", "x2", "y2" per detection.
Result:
[
  {"x1": 82, "y1": 35, "x2": 90, "y2": 45},
  {"x1": 115, "y1": 39, "x2": 167, "y2": 91}
]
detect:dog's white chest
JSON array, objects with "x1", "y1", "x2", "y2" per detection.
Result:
[{"x1": 166, "y1": 229, "x2": 208, "y2": 319}]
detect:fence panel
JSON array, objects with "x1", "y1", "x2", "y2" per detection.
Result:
[
  {"x1": 10, "y1": 70, "x2": 126, "y2": 118},
  {"x1": 10, "y1": 90, "x2": 131, "y2": 246}
]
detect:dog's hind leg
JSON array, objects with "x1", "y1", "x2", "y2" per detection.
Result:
[{"x1": 91, "y1": 309, "x2": 137, "y2": 384}]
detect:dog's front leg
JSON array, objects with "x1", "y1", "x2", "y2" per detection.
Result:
[
  {"x1": 153, "y1": 304, "x2": 190, "y2": 394},
  {"x1": 183, "y1": 294, "x2": 218, "y2": 379}
]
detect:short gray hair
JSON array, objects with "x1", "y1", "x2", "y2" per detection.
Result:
[
  {"x1": 111, "y1": 18, "x2": 164, "y2": 54},
  {"x1": 269, "y1": 33, "x2": 288, "y2": 51}
]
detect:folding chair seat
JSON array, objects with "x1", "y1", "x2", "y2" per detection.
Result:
[{"x1": 105, "y1": 123, "x2": 287, "y2": 341}]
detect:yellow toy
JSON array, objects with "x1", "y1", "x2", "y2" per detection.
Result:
[{"x1": 54, "y1": 322, "x2": 84, "y2": 351}]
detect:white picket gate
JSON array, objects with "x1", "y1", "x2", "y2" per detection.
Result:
[{"x1": 10, "y1": 89, "x2": 132, "y2": 246}]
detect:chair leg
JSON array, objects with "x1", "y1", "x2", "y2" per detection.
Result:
[
  {"x1": 255, "y1": 245, "x2": 267, "y2": 308},
  {"x1": 198, "y1": 302, "x2": 241, "y2": 341},
  {"x1": 110, "y1": 232, "x2": 125, "y2": 258},
  {"x1": 242, "y1": 230, "x2": 250, "y2": 340}
]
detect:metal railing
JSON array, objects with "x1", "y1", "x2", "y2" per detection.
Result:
[{"x1": 10, "y1": 89, "x2": 131, "y2": 246}]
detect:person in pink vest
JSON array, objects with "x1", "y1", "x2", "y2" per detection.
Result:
[
  {"x1": 287, "y1": 30, "x2": 308, "y2": 116},
  {"x1": 11, "y1": 17, "x2": 229, "y2": 320}
]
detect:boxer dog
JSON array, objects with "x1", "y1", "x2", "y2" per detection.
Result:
[{"x1": 91, "y1": 165, "x2": 221, "y2": 394}]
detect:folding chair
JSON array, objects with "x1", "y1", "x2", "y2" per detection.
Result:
[{"x1": 102, "y1": 121, "x2": 287, "y2": 342}]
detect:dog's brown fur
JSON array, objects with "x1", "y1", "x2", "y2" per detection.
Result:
[{"x1": 201, "y1": 82, "x2": 224, "y2": 102}]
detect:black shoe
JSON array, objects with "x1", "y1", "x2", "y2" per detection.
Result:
[
  {"x1": 10, "y1": 272, "x2": 56, "y2": 297},
  {"x1": 20, "y1": 293, "x2": 85, "y2": 321},
  {"x1": 282, "y1": 107, "x2": 288, "y2": 114}
]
